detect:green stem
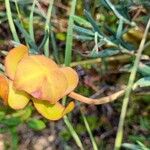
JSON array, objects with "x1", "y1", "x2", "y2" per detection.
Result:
[
  {"x1": 14, "y1": 0, "x2": 28, "y2": 46},
  {"x1": 64, "y1": 0, "x2": 77, "y2": 66},
  {"x1": 29, "y1": 0, "x2": 36, "y2": 42},
  {"x1": 44, "y1": 0, "x2": 54, "y2": 57},
  {"x1": 5, "y1": 0, "x2": 20, "y2": 43},
  {"x1": 51, "y1": 30, "x2": 60, "y2": 64},
  {"x1": 114, "y1": 18, "x2": 150, "y2": 150},
  {"x1": 81, "y1": 111, "x2": 98, "y2": 150},
  {"x1": 63, "y1": 116, "x2": 84, "y2": 150},
  {"x1": 63, "y1": 0, "x2": 84, "y2": 149},
  {"x1": 70, "y1": 54, "x2": 133, "y2": 67}
]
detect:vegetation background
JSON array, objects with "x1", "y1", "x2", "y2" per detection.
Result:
[{"x1": 0, "y1": 0, "x2": 150, "y2": 150}]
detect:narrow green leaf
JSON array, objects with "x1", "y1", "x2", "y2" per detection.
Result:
[
  {"x1": 116, "y1": 19, "x2": 123, "y2": 39},
  {"x1": 27, "y1": 119, "x2": 46, "y2": 131},
  {"x1": 29, "y1": 0, "x2": 36, "y2": 42},
  {"x1": 73, "y1": 15, "x2": 92, "y2": 28},
  {"x1": 136, "y1": 141, "x2": 150, "y2": 150},
  {"x1": 1, "y1": 117, "x2": 21, "y2": 127},
  {"x1": 133, "y1": 77, "x2": 150, "y2": 90},
  {"x1": 84, "y1": 10, "x2": 102, "y2": 35},
  {"x1": 38, "y1": 30, "x2": 49, "y2": 52},
  {"x1": 51, "y1": 30, "x2": 60, "y2": 63},
  {"x1": 74, "y1": 25, "x2": 94, "y2": 36},
  {"x1": 14, "y1": 19, "x2": 38, "y2": 53},
  {"x1": 63, "y1": 116, "x2": 84, "y2": 150},
  {"x1": 11, "y1": 106, "x2": 32, "y2": 121},
  {"x1": 90, "y1": 49, "x2": 120, "y2": 58},
  {"x1": 63, "y1": 0, "x2": 84, "y2": 149},
  {"x1": 81, "y1": 112, "x2": 98, "y2": 150},
  {"x1": 138, "y1": 63, "x2": 150, "y2": 76},
  {"x1": 122, "y1": 143, "x2": 141, "y2": 150},
  {"x1": 64, "y1": 0, "x2": 77, "y2": 66},
  {"x1": 5, "y1": 0, "x2": 20, "y2": 42},
  {"x1": 44, "y1": 0, "x2": 54, "y2": 57}
]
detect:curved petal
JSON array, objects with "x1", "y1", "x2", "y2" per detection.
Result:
[
  {"x1": 5, "y1": 44, "x2": 28, "y2": 80},
  {"x1": 14, "y1": 55, "x2": 68, "y2": 103},
  {"x1": 33, "y1": 98, "x2": 75, "y2": 120},
  {"x1": 8, "y1": 82, "x2": 30, "y2": 110},
  {"x1": 60, "y1": 67, "x2": 79, "y2": 96},
  {"x1": 0, "y1": 75, "x2": 9, "y2": 104},
  {"x1": 62, "y1": 101, "x2": 75, "y2": 115}
]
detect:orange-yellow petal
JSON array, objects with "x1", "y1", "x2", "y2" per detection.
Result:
[
  {"x1": 14, "y1": 55, "x2": 67, "y2": 103},
  {"x1": 62, "y1": 101, "x2": 75, "y2": 115},
  {"x1": 5, "y1": 44, "x2": 28, "y2": 80},
  {"x1": 60, "y1": 67, "x2": 79, "y2": 96},
  {"x1": 8, "y1": 81, "x2": 30, "y2": 110},
  {"x1": 32, "y1": 98, "x2": 75, "y2": 120},
  {"x1": 0, "y1": 75, "x2": 9, "y2": 104}
]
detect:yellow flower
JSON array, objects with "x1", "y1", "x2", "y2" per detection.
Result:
[
  {"x1": 0, "y1": 44, "x2": 79, "y2": 120},
  {"x1": 0, "y1": 45, "x2": 124, "y2": 120}
]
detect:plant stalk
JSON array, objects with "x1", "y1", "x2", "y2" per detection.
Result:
[
  {"x1": 63, "y1": 0, "x2": 84, "y2": 149},
  {"x1": 5, "y1": 0, "x2": 20, "y2": 43},
  {"x1": 44, "y1": 0, "x2": 54, "y2": 57},
  {"x1": 114, "y1": 18, "x2": 150, "y2": 150},
  {"x1": 69, "y1": 90, "x2": 125, "y2": 105}
]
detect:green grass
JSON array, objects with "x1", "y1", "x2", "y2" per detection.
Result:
[{"x1": 5, "y1": 0, "x2": 20, "y2": 43}]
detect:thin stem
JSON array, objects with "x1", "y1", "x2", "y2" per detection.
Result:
[
  {"x1": 29, "y1": 0, "x2": 36, "y2": 42},
  {"x1": 5, "y1": 0, "x2": 20, "y2": 43},
  {"x1": 51, "y1": 30, "x2": 60, "y2": 64},
  {"x1": 14, "y1": 0, "x2": 28, "y2": 46},
  {"x1": 63, "y1": 0, "x2": 84, "y2": 149},
  {"x1": 44, "y1": 0, "x2": 54, "y2": 57},
  {"x1": 114, "y1": 18, "x2": 150, "y2": 150},
  {"x1": 69, "y1": 52, "x2": 149, "y2": 67},
  {"x1": 81, "y1": 111, "x2": 98, "y2": 150},
  {"x1": 70, "y1": 54, "x2": 132, "y2": 67},
  {"x1": 14, "y1": 0, "x2": 21, "y2": 21},
  {"x1": 63, "y1": 116, "x2": 84, "y2": 150},
  {"x1": 69, "y1": 90, "x2": 125, "y2": 105},
  {"x1": 64, "y1": 0, "x2": 77, "y2": 66}
]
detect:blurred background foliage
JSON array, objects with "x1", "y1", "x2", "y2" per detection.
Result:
[{"x1": 0, "y1": 0, "x2": 150, "y2": 149}]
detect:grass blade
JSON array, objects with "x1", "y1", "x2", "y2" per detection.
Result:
[
  {"x1": 114, "y1": 18, "x2": 150, "y2": 150},
  {"x1": 64, "y1": 0, "x2": 77, "y2": 66},
  {"x1": 63, "y1": 0, "x2": 84, "y2": 149},
  {"x1": 29, "y1": 0, "x2": 36, "y2": 42},
  {"x1": 14, "y1": 19, "x2": 38, "y2": 53},
  {"x1": 5, "y1": 0, "x2": 20, "y2": 42},
  {"x1": 84, "y1": 10, "x2": 102, "y2": 36},
  {"x1": 38, "y1": 30, "x2": 49, "y2": 52},
  {"x1": 64, "y1": 116, "x2": 84, "y2": 150},
  {"x1": 81, "y1": 111, "x2": 98, "y2": 150},
  {"x1": 51, "y1": 30, "x2": 60, "y2": 64},
  {"x1": 44, "y1": 0, "x2": 54, "y2": 57}
]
